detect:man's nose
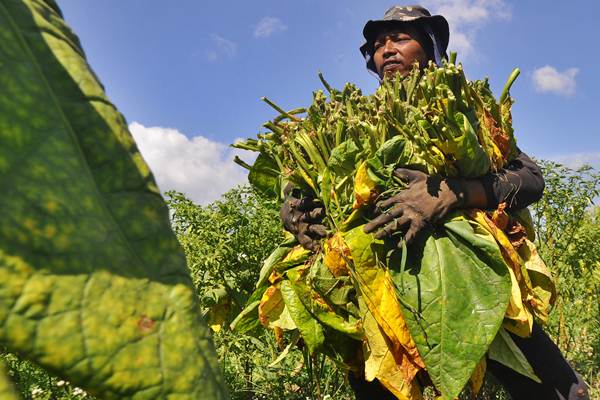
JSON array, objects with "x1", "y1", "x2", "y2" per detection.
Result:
[{"x1": 382, "y1": 40, "x2": 397, "y2": 57}]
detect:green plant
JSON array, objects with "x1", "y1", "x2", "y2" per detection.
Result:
[
  {"x1": 531, "y1": 161, "x2": 600, "y2": 397},
  {"x1": 167, "y1": 187, "x2": 355, "y2": 400}
]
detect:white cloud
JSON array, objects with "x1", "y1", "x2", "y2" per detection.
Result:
[
  {"x1": 129, "y1": 122, "x2": 253, "y2": 204},
  {"x1": 254, "y1": 16, "x2": 287, "y2": 38},
  {"x1": 550, "y1": 152, "x2": 600, "y2": 169},
  {"x1": 422, "y1": 0, "x2": 511, "y2": 56},
  {"x1": 206, "y1": 34, "x2": 237, "y2": 62},
  {"x1": 532, "y1": 66, "x2": 579, "y2": 97}
]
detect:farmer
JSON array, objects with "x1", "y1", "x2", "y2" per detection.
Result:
[{"x1": 280, "y1": 5, "x2": 589, "y2": 400}]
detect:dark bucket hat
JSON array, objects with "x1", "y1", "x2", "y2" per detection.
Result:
[{"x1": 359, "y1": 5, "x2": 450, "y2": 74}]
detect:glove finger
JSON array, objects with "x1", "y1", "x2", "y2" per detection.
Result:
[
  {"x1": 374, "y1": 214, "x2": 411, "y2": 240},
  {"x1": 364, "y1": 205, "x2": 404, "y2": 233},
  {"x1": 404, "y1": 220, "x2": 428, "y2": 245},
  {"x1": 283, "y1": 182, "x2": 295, "y2": 197},
  {"x1": 376, "y1": 195, "x2": 406, "y2": 211},
  {"x1": 280, "y1": 207, "x2": 300, "y2": 234},
  {"x1": 297, "y1": 232, "x2": 319, "y2": 251},
  {"x1": 301, "y1": 207, "x2": 326, "y2": 222},
  {"x1": 308, "y1": 224, "x2": 328, "y2": 238},
  {"x1": 296, "y1": 197, "x2": 322, "y2": 212},
  {"x1": 393, "y1": 168, "x2": 424, "y2": 183}
]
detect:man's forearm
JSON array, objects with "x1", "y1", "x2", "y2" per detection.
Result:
[{"x1": 455, "y1": 151, "x2": 545, "y2": 211}]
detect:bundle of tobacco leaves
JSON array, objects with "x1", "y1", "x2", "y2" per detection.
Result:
[{"x1": 230, "y1": 56, "x2": 556, "y2": 400}]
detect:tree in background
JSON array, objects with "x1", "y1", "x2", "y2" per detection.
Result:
[
  {"x1": 166, "y1": 187, "x2": 353, "y2": 400},
  {"x1": 530, "y1": 161, "x2": 600, "y2": 391}
]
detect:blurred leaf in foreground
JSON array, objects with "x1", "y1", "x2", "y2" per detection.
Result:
[{"x1": 0, "y1": 0, "x2": 226, "y2": 398}]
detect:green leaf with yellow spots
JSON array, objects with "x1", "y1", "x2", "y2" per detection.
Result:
[{"x1": 0, "y1": 1, "x2": 227, "y2": 398}]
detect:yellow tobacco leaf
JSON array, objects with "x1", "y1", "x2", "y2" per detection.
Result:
[
  {"x1": 362, "y1": 302, "x2": 423, "y2": 400},
  {"x1": 502, "y1": 262, "x2": 533, "y2": 337},
  {"x1": 469, "y1": 357, "x2": 487, "y2": 396},
  {"x1": 353, "y1": 161, "x2": 378, "y2": 209},
  {"x1": 357, "y1": 268, "x2": 424, "y2": 379},
  {"x1": 275, "y1": 245, "x2": 312, "y2": 271},
  {"x1": 519, "y1": 239, "x2": 556, "y2": 323},
  {"x1": 324, "y1": 233, "x2": 350, "y2": 277},
  {"x1": 258, "y1": 284, "x2": 296, "y2": 330},
  {"x1": 469, "y1": 210, "x2": 533, "y2": 337}
]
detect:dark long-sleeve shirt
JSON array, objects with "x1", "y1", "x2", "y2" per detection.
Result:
[{"x1": 480, "y1": 150, "x2": 544, "y2": 211}]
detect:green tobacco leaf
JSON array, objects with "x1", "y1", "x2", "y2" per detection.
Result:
[
  {"x1": 389, "y1": 216, "x2": 510, "y2": 399},
  {"x1": 0, "y1": 1, "x2": 226, "y2": 399},
  {"x1": 248, "y1": 153, "x2": 280, "y2": 198},
  {"x1": 286, "y1": 269, "x2": 363, "y2": 340},
  {"x1": 488, "y1": 328, "x2": 541, "y2": 383},
  {"x1": 256, "y1": 243, "x2": 293, "y2": 289},
  {"x1": 280, "y1": 280, "x2": 325, "y2": 353},
  {"x1": 328, "y1": 139, "x2": 360, "y2": 176}
]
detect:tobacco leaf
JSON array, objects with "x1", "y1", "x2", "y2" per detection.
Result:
[
  {"x1": 343, "y1": 228, "x2": 424, "y2": 381},
  {"x1": 280, "y1": 280, "x2": 325, "y2": 353},
  {"x1": 488, "y1": 328, "x2": 541, "y2": 383},
  {"x1": 361, "y1": 300, "x2": 423, "y2": 400},
  {"x1": 0, "y1": 1, "x2": 226, "y2": 398},
  {"x1": 248, "y1": 153, "x2": 280, "y2": 198},
  {"x1": 258, "y1": 284, "x2": 296, "y2": 330},
  {"x1": 389, "y1": 215, "x2": 510, "y2": 399}
]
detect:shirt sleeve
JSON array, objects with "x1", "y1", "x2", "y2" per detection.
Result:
[{"x1": 479, "y1": 150, "x2": 545, "y2": 210}]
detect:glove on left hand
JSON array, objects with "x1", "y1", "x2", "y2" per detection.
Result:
[{"x1": 364, "y1": 168, "x2": 467, "y2": 244}]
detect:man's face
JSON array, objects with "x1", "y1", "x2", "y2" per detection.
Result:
[{"x1": 372, "y1": 26, "x2": 429, "y2": 79}]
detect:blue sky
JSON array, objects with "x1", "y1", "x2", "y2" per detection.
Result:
[{"x1": 56, "y1": 0, "x2": 600, "y2": 203}]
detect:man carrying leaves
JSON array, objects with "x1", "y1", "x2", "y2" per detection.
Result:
[{"x1": 280, "y1": 5, "x2": 589, "y2": 400}]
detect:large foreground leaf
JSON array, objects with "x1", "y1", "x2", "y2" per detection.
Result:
[
  {"x1": 0, "y1": 362, "x2": 18, "y2": 400},
  {"x1": 389, "y1": 215, "x2": 511, "y2": 399},
  {"x1": 0, "y1": 1, "x2": 226, "y2": 398}
]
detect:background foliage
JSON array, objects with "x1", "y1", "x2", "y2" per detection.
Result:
[{"x1": 2, "y1": 162, "x2": 598, "y2": 399}]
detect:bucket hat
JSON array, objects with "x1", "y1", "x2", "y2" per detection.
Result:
[{"x1": 360, "y1": 5, "x2": 450, "y2": 74}]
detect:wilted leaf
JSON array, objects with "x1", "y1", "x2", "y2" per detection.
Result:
[
  {"x1": 353, "y1": 162, "x2": 378, "y2": 208},
  {"x1": 0, "y1": 1, "x2": 226, "y2": 398},
  {"x1": 519, "y1": 240, "x2": 556, "y2": 323},
  {"x1": 258, "y1": 284, "x2": 296, "y2": 330},
  {"x1": 361, "y1": 301, "x2": 423, "y2": 400},
  {"x1": 470, "y1": 211, "x2": 538, "y2": 337},
  {"x1": 323, "y1": 233, "x2": 351, "y2": 277},
  {"x1": 344, "y1": 228, "x2": 424, "y2": 381},
  {"x1": 468, "y1": 357, "x2": 486, "y2": 396}
]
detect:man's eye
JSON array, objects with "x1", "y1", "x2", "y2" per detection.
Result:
[{"x1": 374, "y1": 42, "x2": 384, "y2": 50}]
